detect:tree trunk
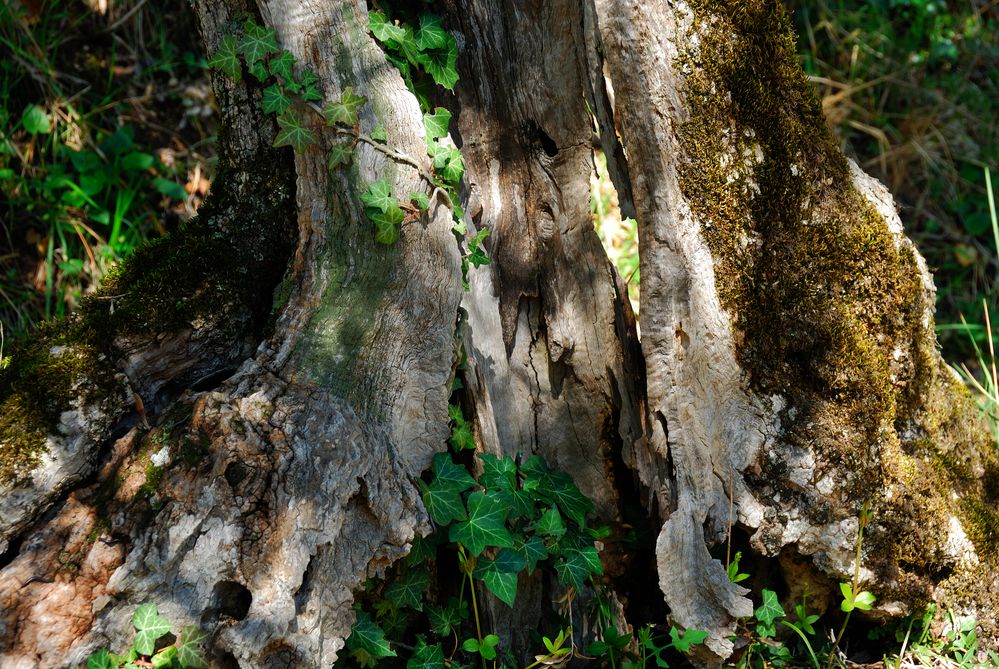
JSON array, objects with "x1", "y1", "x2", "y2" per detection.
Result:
[{"x1": 1, "y1": 0, "x2": 997, "y2": 667}]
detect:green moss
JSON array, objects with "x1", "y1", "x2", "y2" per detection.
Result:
[
  {"x1": 0, "y1": 142, "x2": 297, "y2": 485},
  {"x1": 673, "y1": 1, "x2": 999, "y2": 605},
  {"x1": 675, "y1": 0, "x2": 929, "y2": 502}
]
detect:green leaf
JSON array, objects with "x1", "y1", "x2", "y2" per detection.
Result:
[
  {"x1": 328, "y1": 143, "x2": 354, "y2": 170},
  {"x1": 385, "y1": 567, "x2": 430, "y2": 611},
  {"x1": 449, "y1": 491, "x2": 514, "y2": 556},
  {"x1": 427, "y1": 597, "x2": 467, "y2": 637},
  {"x1": 415, "y1": 34, "x2": 459, "y2": 90},
  {"x1": 515, "y1": 536, "x2": 548, "y2": 573},
  {"x1": 408, "y1": 639, "x2": 446, "y2": 669},
  {"x1": 522, "y1": 458, "x2": 593, "y2": 527},
  {"x1": 368, "y1": 10, "x2": 407, "y2": 43},
  {"x1": 415, "y1": 14, "x2": 448, "y2": 50},
  {"x1": 422, "y1": 479, "x2": 467, "y2": 525},
  {"x1": 423, "y1": 108, "x2": 452, "y2": 141},
  {"x1": 409, "y1": 192, "x2": 430, "y2": 211},
  {"x1": 448, "y1": 404, "x2": 477, "y2": 451},
  {"x1": 348, "y1": 611, "x2": 397, "y2": 659},
  {"x1": 370, "y1": 125, "x2": 388, "y2": 142},
  {"x1": 207, "y1": 34, "x2": 241, "y2": 81},
  {"x1": 853, "y1": 589, "x2": 876, "y2": 611},
  {"x1": 268, "y1": 49, "x2": 296, "y2": 82},
  {"x1": 248, "y1": 59, "x2": 269, "y2": 82},
  {"x1": 69, "y1": 150, "x2": 101, "y2": 173},
  {"x1": 839, "y1": 582, "x2": 855, "y2": 612},
  {"x1": 262, "y1": 84, "x2": 292, "y2": 115},
  {"x1": 462, "y1": 635, "x2": 500, "y2": 660},
  {"x1": 177, "y1": 625, "x2": 209, "y2": 668},
  {"x1": 153, "y1": 178, "x2": 188, "y2": 200},
  {"x1": 536, "y1": 507, "x2": 567, "y2": 537},
  {"x1": 299, "y1": 68, "x2": 323, "y2": 101},
  {"x1": 273, "y1": 109, "x2": 316, "y2": 152},
  {"x1": 555, "y1": 547, "x2": 600, "y2": 590},
  {"x1": 362, "y1": 178, "x2": 397, "y2": 213},
  {"x1": 430, "y1": 452, "x2": 477, "y2": 493},
  {"x1": 368, "y1": 203, "x2": 405, "y2": 244},
  {"x1": 443, "y1": 153, "x2": 465, "y2": 187},
  {"x1": 87, "y1": 649, "x2": 114, "y2": 669},
  {"x1": 668, "y1": 627, "x2": 709, "y2": 653},
  {"x1": 481, "y1": 569, "x2": 518, "y2": 607},
  {"x1": 238, "y1": 19, "x2": 280, "y2": 70},
  {"x1": 121, "y1": 151, "x2": 155, "y2": 172},
  {"x1": 22, "y1": 104, "x2": 51, "y2": 134},
  {"x1": 132, "y1": 603, "x2": 172, "y2": 656},
  {"x1": 478, "y1": 453, "x2": 516, "y2": 492},
  {"x1": 323, "y1": 86, "x2": 368, "y2": 126},
  {"x1": 755, "y1": 589, "x2": 785, "y2": 626},
  {"x1": 151, "y1": 646, "x2": 177, "y2": 669}
]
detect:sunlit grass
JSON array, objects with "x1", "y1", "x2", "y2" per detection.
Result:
[{"x1": 591, "y1": 151, "x2": 640, "y2": 320}]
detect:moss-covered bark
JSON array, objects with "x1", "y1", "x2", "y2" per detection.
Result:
[{"x1": 674, "y1": 0, "x2": 998, "y2": 629}]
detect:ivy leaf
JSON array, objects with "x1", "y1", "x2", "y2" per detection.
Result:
[
  {"x1": 207, "y1": 34, "x2": 241, "y2": 81},
  {"x1": 449, "y1": 491, "x2": 514, "y2": 556},
  {"x1": 409, "y1": 192, "x2": 430, "y2": 211},
  {"x1": 422, "y1": 479, "x2": 467, "y2": 525},
  {"x1": 415, "y1": 34, "x2": 459, "y2": 89},
  {"x1": 408, "y1": 639, "x2": 445, "y2": 669},
  {"x1": 522, "y1": 458, "x2": 593, "y2": 526},
  {"x1": 493, "y1": 547, "x2": 527, "y2": 573},
  {"x1": 370, "y1": 125, "x2": 388, "y2": 143},
  {"x1": 423, "y1": 108, "x2": 452, "y2": 141},
  {"x1": 238, "y1": 19, "x2": 280, "y2": 71},
  {"x1": 481, "y1": 569, "x2": 518, "y2": 607},
  {"x1": 554, "y1": 547, "x2": 600, "y2": 590},
  {"x1": 323, "y1": 87, "x2": 367, "y2": 126},
  {"x1": 755, "y1": 589, "x2": 785, "y2": 627},
  {"x1": 262, "y1": 84, "x2": 292, "y2": 115},
  {"x1": 515, "y1": 536, "x2": 548, "y2": 573},
  {"x1": 448, "y1": 404, "x2": 476, "y2": 451},
  {"x1": 151, "y1": 646, "x2": 178, "y2": 669},
  {"x1": 668, "y1": 627, "x2": 709, "y2": 653},
  {"x1": 361, "y1": 178, "x2": 396, "y2": 212},
  {"x1": 132, "y1": 603, "x2": 172, "y2": 656},
  {"x1": 368, "y1": 10, "x2": 407, "y2": 43},
  {"x1": 248, "y1": 59, "x2": 269, "y2": 82},
  {"x1": 299, "y1": 68, "x2": 323, "y2": 101},
  {"x1": 328, "y1": 143, "x2": 354, "y2": 170},
  {"x1": 87, "y1": 650, "x2": 114, "y2": 669},
  {"x1": 415, "y1": 14, "x2": 448, "y2": 50},
  {"x1": 347, "y1": 611, "x2": 397, "y2": 660},
  {"x1": 427, "y1": 597, "x2": 467, "y2": 637},
  {"x1": 478, "y1": 453, "x2": 516, "y2": 492},
  {"x1": 440, "y1": 148, "x2": 464, "y2": 185},
  {"x1": 536, "y1": 507, "x2": 567, "y2": 538},
  {"x1": 268, "y1": 49, "x2": 296, "y2": 83},
  {"x1": 575, "y1": 544, "x2": 603, "y2": 576},
  {"x1": 368, "y1": 203, "x2": 405, "y2": 245},
  {"x1": 177, "y1": 625, "x2": 208, "y2": 668},
  {"x1": 385, "y1": 566, "x2": 430, "y2": 611},
  {"x1": 430, "y1": 452, "x2": 477, "y2": 492},
  {"x1": 273, "y1": 108, "x2": 315, "y2": 152}
]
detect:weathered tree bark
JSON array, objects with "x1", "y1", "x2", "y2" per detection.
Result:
[{"x1": 1, "y1": 0, "x2": 997, "y2": 667}]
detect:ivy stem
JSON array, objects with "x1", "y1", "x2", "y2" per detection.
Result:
[
  {"x1": 305, "y1": 101, "x2": 446, "y2": 196},
  {"x1": 459, "y1": 545, "x2": 487, "y2": 669}
]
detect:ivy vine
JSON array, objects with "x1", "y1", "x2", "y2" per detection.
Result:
[{"x1": 207, "y1": 12, "x2": 488, "y2": 289}]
